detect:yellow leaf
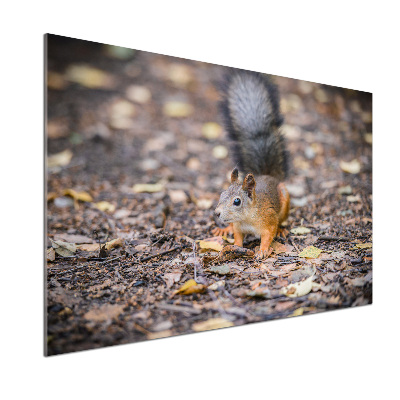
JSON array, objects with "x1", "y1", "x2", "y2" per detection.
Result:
[
  {"x1": 356, "y1": 243, "x2": 372, "y2": 249},
  {"x1": 198, "y1": 237, "x2": 224, "y2": 252},
  {"x1": 364, "y1": 133, "x2": 372, "y2": 145},
  {"x1": 163, "y1": 101, "x2": 193, "y2": 118},
  {"x1": 65, "y1": 64, "x2": 114, "y2": 89},
  {"x1": 347, "y1": 195, "x2": 361, "y2": 203},
  {"x1": 290, "y1": 307, "x2": 304, "y2": 317},
  {"x1": 172, "y1": 279, "x2": 206, "y2": 297},
  {"x1": 291, "y1": 226, "x2": 311, "y2": 235},
  {"x1": 95, "y1": 201, "x2": 116, "y2": 212},
  {"x1": 201, "y1": 122, "x2": 222, "y2": 139},
  {"x1": 47, "y1": 192, "x2": 58, "y2": 201},
  {"x1": 299, "y1": 246, "x2": 322, "y2": 259},
  {"x1": 340, "y1": 159, "x2": 361, "y2": 174},
  {"x1": 63, "y1": 188, "x2": 93, "y2": 202},
  {"x1": 105, "y1": 238, "x2": 123, "y2": 251},
  {"x1": 132, "y1": 183, "x2": 164, "y2": 193},
  {"x1": 192, "y1": 318, "x2": 234, "y2": 332},
  {"x1": 47, "y1": 149, "x2": 73, "y2": 168},
  {"x1": 166, "y1": 64, "x2": 193, "y2": 86}
]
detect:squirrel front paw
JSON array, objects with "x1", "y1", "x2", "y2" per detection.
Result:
[
  {"x1": 255, "y1": 248, "x2": 273, "y2": 260},
  {"x1": 212, "y1": 225, "x2": 233, "y2": 237}
]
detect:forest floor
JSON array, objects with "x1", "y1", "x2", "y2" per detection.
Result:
[{"x1": 46, "y1": 35, "x2": 372, "y2": 356}]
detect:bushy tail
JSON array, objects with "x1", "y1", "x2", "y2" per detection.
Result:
[{"x1": 219, "y1": 68, "x2": 289, "y2": 180}]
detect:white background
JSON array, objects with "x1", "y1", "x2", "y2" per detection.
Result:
[{"x1": 2, "y1": 1, "x2": 398, "y2": 399}]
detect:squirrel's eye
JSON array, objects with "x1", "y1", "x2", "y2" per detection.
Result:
[{"x1": 233, "y1": 198, "x2": 241, "y2": 206}]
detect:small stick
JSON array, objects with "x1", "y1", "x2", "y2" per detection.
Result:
[
  {"x1": 318, "y1": 236, "x2": 352, "y2": 241},
  {"x1": 139, "y1": 246, "x2": 182, "y2": 262},
  {"x1": 289, "y1": 237, "x2": 300, "y2": 253},
  {"x1": 98, "y1": 255, "x2": 122, "y2": 264}
]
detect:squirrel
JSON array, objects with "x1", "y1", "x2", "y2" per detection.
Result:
[{"x1": 213, "y1": 69, "x2": 290, "y2": 260}]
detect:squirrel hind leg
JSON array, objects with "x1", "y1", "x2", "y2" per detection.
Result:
[
  {"x1": 277, "y1": 182, "x2": 290, "y2": 224},
  {"x1": 277, "y1": 226, "x2": 289, "y2": 239},
  {"x1": 212, "y1": 223, "x2": 233, "y2": 237}
]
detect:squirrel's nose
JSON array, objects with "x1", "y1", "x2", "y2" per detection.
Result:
[{"x1": 214, "y1": 210, "x2": 221, "y2": 219}]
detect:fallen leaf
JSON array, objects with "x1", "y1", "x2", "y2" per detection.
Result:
[
  {"x1": 47, "y1": 149, "x2": 73, "y2": 168},
  {"x1": 338, "y1": 185, "x2": 352, "y2": 195},
  {"x1": 340, "y1": 159, "x2": 361, "y2": 174},
  {"x1": 109, "y1": 99, "x2": 136, "y2": 129},
  {"x1": 202, "y1": 122, "x2": 223, "y2": 139},
  {"x1": 271, "y1": 241, "x2": 289, "y2": 254},
  {"x1": 126, "y1": 85, "x2": 151, "y2": 104},
  {"x1": 280, "y1": 263, "x2": 299, "y2": 273},
  {"x1": 163, "y1": 101, "x2": 193, "y2": 118},
  {"x1": 168, "y1": 190, "x2": 187, "y2": 203},
  {"x1": 281, "y1": 272, "x2": 318, "y2": 298},
  {"x1": 172, "y1": 279, "x2": 206, "y2": 297},
  {"x1": 290, "y1": 307, "x2": 304, "y2": 317},
  {"x1": 95, "y1": 201, "x2": 116, "y2": 212},
  {"x1": 198, "y1": 237, "x2": 225, "y2": 252},
  {"x1": 163, "y1": 271, "x2": 182, "y2": 288},
  {"x1": 356, "y1": 243, "x2": 372, "y2": 249},
  {"x1": 47, "y1": 192, "x2": 58, "y2": 201},
  {"x1": 63, "y1": 188, "x2": 93, "y2": 202},
  {"x1": 291, "y1": 226, "x2": 311, "y2": 235},
  {"x1": 192, "y1": 318, "x2": 234, "y2": 332},
  {"x1": 299, "y1": 246, "x2": 323, "y2": 259},
  {"x1": 364, "y1": 133, "x2": 372, "y2": 145},
  {"x1": 209, "y1": 264, "x2": 231, "y2": 275},
  {"x1": 132, "y1": 183, "x2": 164, "y2": 193},
  {"x1": 166, "y1": 64, "x2": 193, "y2": 86},
  {"x1": 47, "y1": 247, "x2": 55, "y2": 262},
  {"x1": 50, "y1": 239, "x2": 77, "y2": 257},
  {"x1": 212, "y1": 145, "x2": 228, "y2": 159},
  {"x1": 347, "y1": 195, "x2": 361, "y2": 203},
  {"x1": 65, "y1": 64, "x2": 114, "y2": 89},
  {"x1": 105, "y1": 238, "x2": 123, "y2": 251}
]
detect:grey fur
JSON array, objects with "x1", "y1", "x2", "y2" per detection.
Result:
[{"x1": 220, "y1": 69, "x2": 289, "y2": 180}]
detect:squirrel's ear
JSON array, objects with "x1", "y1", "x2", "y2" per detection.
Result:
[
  {"x1": 231, "y1": 168, "x2": 239, "y2": 183},
  {"x1": 242, "y1": 174, "x2": 256, "y2": 198}
]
